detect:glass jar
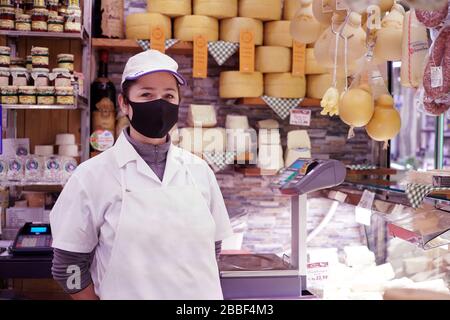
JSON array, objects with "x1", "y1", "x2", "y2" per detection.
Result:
[
  {"x1": 48, "y1": 14, "x2": 63, "y2": 32},
  {"x1": 36, "y1": 86, "x2": 55, "y2": 104},
  {"x1": 10, "y1": 56, "x2": 26, "y2": 68},
  {"x1": 51, "y1": 67, "x2": 72, "y2": 87},
  {"x1": 26, "y1": 55, "x2": 32, "y2": 70},
  {"x1": 0, "y1": 5, "x2": 15, "y2": 30},
  {"x1": 46, "y1": 0, "x2": 58, "y2": 16},
  {"x1": 31, "y1": 46, "x2": 49, "y2": 68},
  {"x1": 23, "y1": 0, "x2": 33, "y2": 14},
  {"x1": 14, "y1": 0, "x2": 25, "y2": 15},
  {"x1": 31, "y1": 67, "x2": 49, "y2": 86},
  {"x1": 57, "y1": 53, "x2": 74, "y2": 72},
  {"x1": 10, "y1": 66, "x2": 29, "y2": 86},
  {"x1": 18, "y1": 85, "x2": 36, "y2": 104},
  {"x1": 55, "y1": 86, "x2": 74, "y2": 105},
  {"x1": 31, "y1": 7, "x2": 48, "y2": 31},
  {"x1": 0, "y1": 67, "x2": 10, "y2": 86},
  {"x1": 0, "y1": 46, "x2": 11, "y2": 67},
  {"x1": 15, "y1": 13, "x2": 31, "y2": 30},
  {"x1": 64, "y1": 3, "x2": 81, "y2": 33},
  {"x1": 0, "y1": 85, "x2": 18, "y2": 104}
]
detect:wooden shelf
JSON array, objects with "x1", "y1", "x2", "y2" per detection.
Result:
[
  {"x1": 238, "y1": 97, "x2": 321, "y2": 108},
  {"x1": 235, "y1": 166, "x2": 278, "y2": 176},
  {"x1": 0, "y1": 29, "x2": 88, "y2": 41},
  {"x1": 92, "y1": 38, "x2": 193, "y2": 54}
]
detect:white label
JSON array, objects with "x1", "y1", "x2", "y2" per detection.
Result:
[
  {"x1": 290, "y1": 109, "x2": 311, "y2": 126},
  {"x1": 431, "y1": 66, "x2": 443, "y2": 88},
  {"x1": 355, "y1": 190, "x2": 375, "y2": 226},
  {"x1": 307, "y1": 262, "x2": 329, "y2": 289}
]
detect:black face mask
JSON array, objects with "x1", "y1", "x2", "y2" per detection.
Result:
[{"x1": 127, "y1": 99, "x2": 179, "y2": 139}]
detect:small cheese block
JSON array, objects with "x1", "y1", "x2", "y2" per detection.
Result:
[
  {"x1": 287, "y1": 130, "x2": 311, "y2": 150},
  {"x1": 58, "y1": 144, "x2": 78, "y2": 157},
  {"x1": 258, "y1": 129, "x2": 281, "y2": 145},
  {"x1": 255, "y1": 46, "x2": 292, "y2": 73},
  {"x1": 55, "y1": 133, "x2": 75, "y2": 145},
  {"x1": 179, "y1": 127, "x2": 204, "y2": 155},
  {"x1": 147, "y1": 0, "x2": 191, "y2": 17},
  {"x1": 239, "y1": 0, "x2": 282, "y2": 21},
  {"x1": 220, "y1": 17, "x2": 264, "y2": 45},
  {"x1": 258, "y1": 119, "x2": 279, "y2": 129},
  {"x1": 203, "y1": 127, "x2": 227, "y2": 152},
  {"x1": 264, "y1": 21, "x2": 293, "y2": 47},
  {"x1": 285, "y1": 148, "x2": 311, "y2": 167},
  {"x1": 225, "y1": 114, "x2": 250, "y2": 129},
  {"x1": 283, "y1": 0, "x2": 302, "y2": 20},
  {"x1": 344, "y1": 246, "x2": 376, "y2": 267},
  {"x1": 307, "y1": 73, "x2": 332, "y2": 99},
  {"x1": 219, "y1": 71, "x2": 263, "y2": 98},
  {"x1": 264, "y1": 73, "x2": 306, "y2": 98},
  {"x1": 193, "y1": 0, "x2": 238, "y2": 19},
  {"x1": 403, "y1": 257, "x2": 432, "y2": 275},
  {"x1": 226, "y1": 130, "x2": 255, "y2": 153},
  {"x1": 125, "y1": 13, "x2": 172, "y2": 39},
  {"x1": 35, "y1": 145, "x2": 54, "y2": 156},
  {"x1": 174, "y1": 15, "x2": 219, "y2": 42},
  {"x1": 187, "y1": 104, "x2": 217, "y2": 128},
  {"x1": 306, "y1": 48, "x2": 327, "y2": 74},
  {"x1": 258, "y1": 144, "x2": 284, "y2": 170}
]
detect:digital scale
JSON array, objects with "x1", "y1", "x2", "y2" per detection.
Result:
[
  {"x1": 219, "y1": 158, "x2": 346, "y2": 299},
  {"x1": 9, "y1": 222, "x2": 53, "y2": 255}
]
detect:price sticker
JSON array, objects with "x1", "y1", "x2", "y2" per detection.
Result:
[
  {"x1": 290, "y1": 108, "x2": 311, "y2": 126},
  {"x1": 431, "y1": 66, "x2": 443, "y2": 88}
]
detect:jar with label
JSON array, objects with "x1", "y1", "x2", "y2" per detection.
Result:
[
  {"x1": 26, "y1": 55, "x2": 32, "y2": 70},
  {"x1": 0, "y1": 85, "x2": 18, "y2": 104},
  {"x1": 55, "y1": 86, "x2": 74, "y2": 105},
  {"x1": 18, "y1": 85, "x2": 36, "y2": 104},
  {"x1": 90, "y1": 129, "x2": 115, "y2": 152},
  {"x1": 23, "y1": 0, "x2": 33, "y2": 14},
  {"x1": 24, "y1": 155, "x2": 42, "y2": 181},
  {"x1": 48, "y1": 14, "x2": 63, "y2": 32},
  {"x1": 44, "y1": 156, "x2": 61, "y2": 181},
  {"x1": 15, "y1": 13, "x2": 31, "y2": 31},
  {"x1": 31, "y1": 46, "x2": 49, "y2": 68},
  {"x1": 31, "y1": 67, "x2": 49, "y2": 86},
  {"x1": 0, "y1": 5, "x2": 15, "y2": 30},
  {"x1": 46, "y1": 0, "x2": 58, "y2": 17},
  {"x1": 36, "y1": 86, "x2": 55, "y2": 104},
  {"x1": 10, "y1": 66, "x2": 29, "y2": 86},
  {"x1": 51, "y1": 67, "x2": 72, "y2": 87},
  {"x1": 0, "y1": 46, "x2": 10, "y2": 67},
  {"x1": 61, "y1": 157, "x2": 77, "y2": 181},
  {"x1": 65, "y1": 3, "x2": 81, "y2": 33},
  {"x1": 0, "y1": 67, "x2": 9, "y2": 86},
  {"x1": 31, "y1": 7, "x2": 48, "y2": 31},
  {"x1": 7, "y1": 157, "x2": 24, "y2": 181},
  {"x1": 10, "y1": 56, "x2": 26, "y2": 68},
  {"x1": 57, "y1": 54, "x2": 74, "y2": 72}
]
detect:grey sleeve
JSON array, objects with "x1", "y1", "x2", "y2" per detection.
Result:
[
  {"x1": 215, "y1": 241, "x2": 222, "y2": 259},
  {"x1": 52, "y1": 248, "x2": 95, "y2": 294}
]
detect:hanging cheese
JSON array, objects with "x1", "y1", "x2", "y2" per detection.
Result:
[
  {"x1": 187, "y1": 104, "x2": 217, "y2": 128},
  {"x1": 400, "y1": 9, "x2": 429, "y2": 88},
  {"x1": 147, "y1": 0, "x2": 191, "y2": 17},
  {"x1": 203, "y1": 127, "x2": 227, "y2": 152},
  {"x1": 258, "y1": 144, "x2": 284, "y2": 170},
  {"x1": 125, "y1": 13, "x2": 172, "y2": 39},
  {"x1": 35, "y1": 145, "x2": 54, "y2": 156},
  {"x1": 307, "y1": 74, "x2": 333, "y2": 99},
  {"x1": 239, "y1": 0, "x2": 282, "y2": 21},
  {"x1": 219, "y1": 71, "x2": 264, "y2": 98},
  {"x1": 305, "y1": 48, "x2": 327, "y2": 74},
  {"x1": 374, "y1": 4, "x2": 405, "y2": 62},
  {"x1": 365, "y1": 94, "x2": 401, "y2": 143},
  {"x1": 290, "y1": 0, "x2": 322, "y2": 44},
  {"x1": 174, "y1": 15, "x2": 219, "y2": 42},
  {"x1": 284, "y1": 0, "x2": 302, "y2": 20},
  {"x1": 258, "y1": 129, "x2": 281, "y2": 145},
  {"x1": 264, "y1": 21, "x2": 293, "y2": 47},
  {"x1": 193, "y1": 0, "x2": 238, "y2": 19},
  {"x1": 220, "y1": 17, "x2": 264, "y2": 45},
  {"x1": 258, "y1": 119, "x2": 280, "y2": 129},
  {"x1": 285, "y1": 148, "x2": 312, "y2": 167},
  {"x1": 311, "y1": 0, "x2": 333, "y2": 25},
  {"x1": 339, "y1": 87, "x2": 374, "y2": 128},
  {"x1": 287, "y1": 130, "x2": 311, "y2": 150},
  {"x1": 179, "y1": 127, "x2": 204, "y2": 155},
  {"x1": 264, "y1": 73, "x2": 306, "y2": 98},
  {"x1": 255, "y1": 46, "x2": 292, "y2": 73},
  {"x1": 225, "y1": 114, "x2": 250, "y2": 129}
]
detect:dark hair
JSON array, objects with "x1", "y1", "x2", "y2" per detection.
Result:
[{"x1": 121, "y1": 79, "x2": 181, "y2": 104}]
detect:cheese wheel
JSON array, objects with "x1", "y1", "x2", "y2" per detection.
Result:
[
  {"x1": 285, "y1": 148, "x2": 312, "y2": 167},
  {"x1": 287, "y1": 130, "x2": 311, "y2": 150},
  {"x1": 179, "y1": 127, "x2": 204, "y2": 155},
  {"x1": 125, "y1": 13, "x2": 172, "y2": 39},
  {"x1": 307, "y1": 73, "x2": 332, "y2": 99},
  {"x1": 35, "y1": 145, "x2": 54, "y2": 156},
  {"x1": 225, "y1": 114, "x2": 250, "y2": 129},
  {"x1": 255, "y1": 46, "x2": 292, "y2": 73},
  {"x1": 258, "y1": 144, "x2": 284, "y2": 170},
  {"x1": 174, "y1": 15, "x2": 219, "y2": 42},
  {"x1": 220, "y1": 17, "x2": 263, "y2": 45},
  {"x1": 147, "y1": 0, "x2": 191, "y2": 17},
  {"x1": 219, "y1": 71, "x2": 263, "y2": 98},
  {"x1": 305, "y1": 48, "x2": 327, "y2": 74},
  {"x1": 259, "y1": 129, "x2": 281, "y2": 145},
  {"x1": 55, "y1": 133, "x2": 75, "y2": 145},
  {"x1": 239, "y1": 0, "x2": 282, "y2": 21},
  {"x1": 58, "y1": 144, "x2": 78, "y2": 157},
  {"x1": 203, "y1": 128, "x2": 227, "y2": 152},
  {"x1": 283, "y1": 0, "x2": 302, "y2": 20},
  {"x1": 264, "y1": 73, "x2": 306, "y2": 98},
  {"x1": 258, "y1": 119, "x2": 280, "y2": 129},
  {"x1": 264, "y1": 21, "x2": 293, "y2": 47},
  {"x1": 193, "y1": 0, "x2": 238, "y2": 19},
  {"x1": 187, "y1": 104, "x2": 217, "y2": 127}
]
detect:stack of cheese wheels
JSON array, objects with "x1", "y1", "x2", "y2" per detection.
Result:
[
  {"x1": 264, "y1": 21, "x2": 292, "y2": 47},
  {"x1": 187, "y1": 104, "x2": 217, "y2": 128},
  {"x1": 264, "y1": 73, "x2": 306, "y2": 98},
  {"x1": 55, "y1": 133, "x2": 78, "y2": 158},
  {"x1": 220, "y1": 17, "x2": 264, "y2": 45},
  {"x1": 193, "y1": 0, "x2": 238, "y2": 19},
  {"x1": 283, "y1": 0, "x2": 302, "y2": 20},
  {"x1": 258, "y1": 128, "x2": 283, "y2": 170},
  {"x1": 125, "y1": 13, "x2": 172, "y2": 39},
  {"x1": 256, "y1": 46, "x2": 292, "y2": 73},
  {"x1": 35, "y1": 145, "x2": 54, "y2": 156},
  {"x1": 174, "y1": 15, "x2": 219, "y2": 41},
  {"x1": 307, "y1": 73, "x2": 333, "y2": 99},
  {"x1": 219, "y1": 71, "x2": 263, "y2": 98},
  {"x1": 305, "y1": 48, "x2": 327, "y2": 74},
  {"x1": 147, "y1": 0, "x2": 191, "y2": 17},
  {"x1": 239, "y1": 0, "x2": 282, "y2": 21},
  {"x1": 285, "y1": 130, "x2": 312, "y2": 167}
]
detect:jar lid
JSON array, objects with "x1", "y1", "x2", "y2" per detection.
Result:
[
  {"x1": 31, "y1": 46, "x2": 49, "y2": 55},
  {"x1": 57, "y1": 53, "x2": 74, "y2": 61},
  {"x1": 1, "y1": 85, "x2": 18, "y2": 93},
  {"x1": 55, "y1": 86, "x2": 74, "y2": 95},
  {"x1": 36, "y1": 86, "x2": 55, "y2": 94},
  {"x1": 18, "y1": 86, "x2": 36, "y2": 94}
]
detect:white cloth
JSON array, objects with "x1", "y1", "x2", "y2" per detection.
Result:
[{"x1": 50, "y1": 132, "x2": 233, "y2": 298}]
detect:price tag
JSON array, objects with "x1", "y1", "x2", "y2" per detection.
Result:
[
  {"x1": 292, "y1": 41, "x2": 306, "y2": 76},
  {"x1": 193, "y1": 34, "x2": 208, "y2": 78},
  {"x1": 150, "y1": 26, "x2": 166, "y2": 53},
  {"x1": 431, "y1": 66, "x2": 443, "y2": 88},
  {"x1": 355, "y1": 190, "x2": 375, "y2": 226},
  {"x1": 290, "y1": 108, "x2": 311, "y2": 126},
  {"x1": 239, "y1": 30, "x2": 255, "y2": 73}
]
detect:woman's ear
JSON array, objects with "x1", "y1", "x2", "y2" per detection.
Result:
[{"x1": 118, "y1": 94, "x2": 131, "y2": 116}]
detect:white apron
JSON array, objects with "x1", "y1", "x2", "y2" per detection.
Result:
[{"x1": 97, "y1": 163, "x2": 223, "y2": 300}]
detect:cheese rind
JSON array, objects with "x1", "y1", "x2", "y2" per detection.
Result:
[
  {"x1": 264, "y1": 73, "x2": 306, "y2": 98},
  {"x1": 219, "y1": 71, "x2": 264, "y2": 98},
  {"x1": 174, "y1": 15, "x2": 219, "y2": 42},
  {"x1": 187, "y1": 104, "x2": 217, "y2": 128},
  {"x1": 147, "y1": 0, "x2": 191, "y2": 17},
  {"x1": 193, "y1": 0, "x2": 238, "y2": 19},
  {"x1": 125, "y1": 13, "x2": 172, "y2": 39},
  {"x1": 239, "y1": 0, "x2": 282, "y2": 21},
  {"x1": 283, "y1": 0, "x2": 302, "y2": 20},
  {"x1": 256, "y1": 46, "x2": 292, "y2": 73},
  {"x1": 225, "y1": 114, "x2": 250, "y2": 129},
  {"x1": 306, "y1": 48, "x2": 327, "y2": 74},
  {"x1": 264, "y1": 21, "x2": 293, "y2": 47},
  {"x1": 307, "y1": 73, "x2": 332, "y2": 99},
  {"x1": 220, "y1": 17, "x2": 264, "y2": 45},
  {"x1": 258, "y1": 119, "x2": 279, "y2": 129}
]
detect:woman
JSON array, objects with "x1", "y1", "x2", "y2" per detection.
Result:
[{"x1": 50, "y1": 50, "x2": 233, "y2": 300}]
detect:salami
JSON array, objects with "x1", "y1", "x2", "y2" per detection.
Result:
[{"x1": 415, "y1": 1, "x2": 448, "y2": 28}]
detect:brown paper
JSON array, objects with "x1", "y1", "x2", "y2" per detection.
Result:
[
  {"x1": 193, "y1": 34, "x2": 208, "y2": 78},
  {"x1": 239, "y1": 30, "x2": 255, "y2": 73}
]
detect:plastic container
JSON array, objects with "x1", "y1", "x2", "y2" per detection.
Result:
[
  {"x1": 24, "y1": 156, "x2": 43, "y2": 182},
  {"x1": 43, "y1": 156, "x2": 61, "y2": 182},
  {"x1": 7, "y1": 157, "x2": 24, "y2": 181}
]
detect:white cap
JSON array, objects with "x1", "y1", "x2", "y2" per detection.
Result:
[{"x1": 121, "y1": 50, "x2": 186, "y2": 87}]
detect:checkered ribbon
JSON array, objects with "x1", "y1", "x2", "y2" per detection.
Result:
[
  {"x1": 208, "y1": 41, "x2": 239, "y2": 66},
  {"x1": 261, "y1": 96, "x2": 303, "y2": 120},
  {"x1": 347, "y1": 164, "x2": 378, "y2": 170},
  {"x1": 202, "y1": 151, "x2": 236, "y2": 172},
  {"x1": 136, "y1": 39, "x2": 180, "y2": 51},
  {"x1": 406, "y1": 183, "x2": 450, "y2": 208}
]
